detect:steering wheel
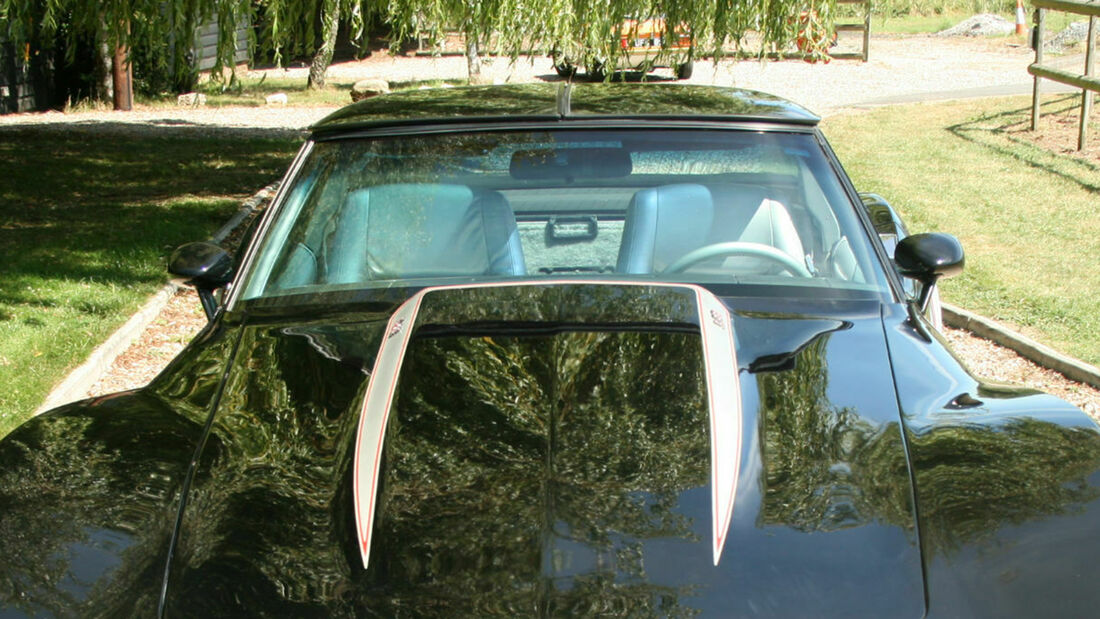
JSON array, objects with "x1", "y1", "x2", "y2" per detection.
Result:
[{"x1": 664, "y1": 242, "x2": 812, "y2": 277}]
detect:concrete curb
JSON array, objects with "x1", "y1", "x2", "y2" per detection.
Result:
[
  {"x1": 35, "y1": 182, "x2": 280, "y2": 415},
  {"x1": 211, "y1": 181, "x2": 280, "y2": 244},
  {"x1": 35, "y1": 283, "x2": 181, "y2": 414},
  {"x1": 943, "y1": 302, "x2": 1100, "y2": 391}
]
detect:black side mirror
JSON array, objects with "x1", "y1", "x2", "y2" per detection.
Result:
[
  {"x1": 169, "y1": 241, "x2": 235, "y2": 320},
  {"x1": 894, "y1": 233, "x2": 965, "y2": 311}
]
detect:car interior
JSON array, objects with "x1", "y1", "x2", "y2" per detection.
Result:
[{"x1": 244, "y1": 130, "x2": 883, "y2": 301}]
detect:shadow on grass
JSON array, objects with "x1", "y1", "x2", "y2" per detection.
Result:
[
  {"x1": 0, "y1": 125, "x2": 300, "y2": 309},
  {"x1": 0, "y1": 123, "x2": 300, "y2": 420},
  {"x1": 0, "y1": 120, "x2": 307, "y2": 140},
  {"x1": 947, "y1": 94, "x2": 1100, "y2": 194}
]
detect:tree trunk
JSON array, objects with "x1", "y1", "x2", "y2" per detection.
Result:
[
  {"x1": 111, "y1": 19, "x2": 132, "y2": 111},
  {"x1": 465, "y1": 29, "x2": 482, "y2": 82},
  {"x1": 308, "y1": 2, "x2": 340, "y2": 89},
  {"x1": 95, "y1": 21, "x2": 113, "y2": 102}
]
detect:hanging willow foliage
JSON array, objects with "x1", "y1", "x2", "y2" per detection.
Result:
[
  {"x1": 385, "y1": 0, "x2": 839, "y2": 68},
  {"x1": 0, "y1": 0, "x2": 256, "y2": 78},
  {"x1": 260, "y1": 0, "x2": 375, "y2": 67},
  {"x1": 1, "y1": 0, "x2": 837, "y2": 88}
]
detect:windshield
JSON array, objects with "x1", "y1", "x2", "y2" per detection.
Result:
[{"x1": 238, "y1": 128, "x2": 890, "y2": 304}]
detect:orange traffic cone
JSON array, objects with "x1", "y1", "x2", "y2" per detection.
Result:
[{"x1": 1016, "y1": 0, "x2": 1026, "y2": 35}]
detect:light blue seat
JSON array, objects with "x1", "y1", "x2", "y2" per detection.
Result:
[
  {"x1": 324, "y1": 184, "x2": 526, "y2": 284},
  {"x1": 616, "y1": 184, "x2": 715, "y2": 274}
]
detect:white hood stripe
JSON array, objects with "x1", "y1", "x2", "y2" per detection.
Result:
[{"x1": 352, "y1": 280, "x2": 743, "y2": 569}]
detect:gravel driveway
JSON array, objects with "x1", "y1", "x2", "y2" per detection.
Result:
[{"x1": 7, "y1": 34, "x2": 1099, "y2": 421}]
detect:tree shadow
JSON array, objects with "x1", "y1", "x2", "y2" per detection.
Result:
[
  {"x1": 946, "y1": 94, "x2": 1100, "y2": 194},
  {"x1": 0, "y1": 120, "x2": 306, "y2": 141},
  {"x1": 0, "y1": 125, "x2": 300, "y2": 307}
]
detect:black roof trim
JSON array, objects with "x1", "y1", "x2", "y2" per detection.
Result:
[
  {"x1": 310, "y1": 118, "x2": 819, "y2": 143},
  {"x1": 309, "y1": 83, "x2": 819, "y2": 136}
]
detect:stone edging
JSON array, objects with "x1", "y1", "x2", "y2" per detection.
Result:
[
  {"x1": 212, "y1": 182, "x2": 281, "y2": 244},
  {"x1": 35, "y1": 283, "x2": 182, "y2": 414},
  {"x1": 35, "y1": 182, "x2": 281, "y2": 415},
  {"x1": 943, "y1": 302, "x2": 1100, "y2": 390}
]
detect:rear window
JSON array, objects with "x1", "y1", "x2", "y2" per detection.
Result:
[{"x1": 238, "y1": 129, "x2": 890, "y2": 304}]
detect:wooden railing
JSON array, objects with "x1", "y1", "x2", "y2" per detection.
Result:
[
  {"x1": 1029, "y1": 0, "x2": 1099, "y2": 150},
  {"x1": 833, "y1": 0, "x2": 872, "y2": 62}
]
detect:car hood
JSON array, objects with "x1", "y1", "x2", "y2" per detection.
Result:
[{"x1": 161, "y1": 283, "x2": 925, "y2": 615}]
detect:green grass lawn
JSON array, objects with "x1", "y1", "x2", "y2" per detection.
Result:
[
  {"x1": 858, "y1": 10, "x2": 1079, "y2": 35},
  {"x1": 0, "y1": 127, "x2": 299, "y2": 435},
  {"x1": 824, "y1": 95, "x2": 1100, "y2": 366},
  {"x1": 871, "y1": 13, "x2": 976, "y2": 34}
]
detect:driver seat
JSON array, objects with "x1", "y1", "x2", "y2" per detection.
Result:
[{"x1": 616, "y1": 183, "x2": 805, "y2": 275}]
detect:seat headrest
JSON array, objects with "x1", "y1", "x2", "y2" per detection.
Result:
[{"x1": 616, "y1": 184, "x2": 714, "y2": 274}]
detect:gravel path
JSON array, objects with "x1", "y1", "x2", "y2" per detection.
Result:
[
  {"x1": 7, "y1": 34, "x2": 1097, "y2": 422},
  {"x1": 944, "y1": 329, "x2": 1100, "y2": 421}
]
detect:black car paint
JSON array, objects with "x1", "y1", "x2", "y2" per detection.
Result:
[
  {"x1": 0, "y1": 323, "x2": 236, "y2": 617},
  {"x1": 2, "y1": 287, "x2": 1099, "y2": 616},
  {"x1": 884, "y1": 304, "x2": 1100, "y2": 617},
  {"x1": 2, "y1": 84, "x2": 1098, "y2": 616}
]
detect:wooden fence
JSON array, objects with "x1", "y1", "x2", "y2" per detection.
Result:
[
  {"x1": 833, "y1": 0, "x2": 873, "y2": 62},
  {"x1": 1029, "y1": 0, "x2": 1098, "y2": 150}
]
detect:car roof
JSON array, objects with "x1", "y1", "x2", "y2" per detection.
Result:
[{"x1": 310, "y1": 83, "x2": 820, "y2": 136}]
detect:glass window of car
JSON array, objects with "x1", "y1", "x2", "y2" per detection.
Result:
[{"x1": 237, "y1": 128, "x2": 891, "y2": 304}]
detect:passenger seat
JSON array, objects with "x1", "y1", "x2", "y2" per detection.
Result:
[{"x1": 325, "y1": 184, "x2": 526, "y2": 284}]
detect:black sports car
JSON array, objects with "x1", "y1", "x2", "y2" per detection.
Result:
[{"x1": 3, "y1": 84, "x2": 1099, "y2": 617}]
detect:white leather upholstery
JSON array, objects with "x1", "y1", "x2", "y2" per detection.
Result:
[
  {"x1": 617, "y1": 183, "x2": 806, "y2": 275},
  {"x1": 736, "y1": 198, "x2": 806, "y2": 266}
]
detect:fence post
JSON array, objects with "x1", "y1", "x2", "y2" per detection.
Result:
[
  {"x1": 832, "y1": 0, "x2": 871, "y2": 61},
  {"x1": 863, "y1": 0, "x2": 872, "y2": 62},
  {"x1": 1032, "y1": 8, "x2": 1046, "y2": 131},
  {"x1": 1079, "y1": 17, "x2": 1096, "y2": 150}
]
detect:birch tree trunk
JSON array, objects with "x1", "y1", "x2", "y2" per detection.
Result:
[
  {"x1": 308, "y1": 1, "x2": 340, "y2": 89},
  {"x1": 96, "y1": 31, "x2": 113, "y2": 102},
  {"x1": 465, "y1": 26, "x2": 482, "y2": 83}
]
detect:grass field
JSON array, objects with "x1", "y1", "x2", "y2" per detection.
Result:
[
  {"x1": 870, "y1": 11, "x2": 1081, "y2": 34},
  {"x1": 824, "y1": 95, "x2": 1100, "y2": 366},
  {"x1": 838, "y1": 4, "x2": 1080, "y2": 35},
  {"x1": 0, "y1": 127, "x2": 299, "y2": 435}
]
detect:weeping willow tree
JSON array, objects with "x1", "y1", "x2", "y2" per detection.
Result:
[
  {"x1": 0, "y1": 0, "x2": 838, "y2": 106},
  {"x1": 260, "y1": 0, "x2": 375, "y2": 88},
  {"x1": 385, "y1": 0, "x2": 840, "y2": 79},
  {"x1": 0, "y1": 0, "x2": 253, "y2": 107},
  {"x1": 0, "y1": 0, "x2": 373, "y2": 96}
]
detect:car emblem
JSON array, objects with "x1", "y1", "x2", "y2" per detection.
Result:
[
  {"x1": 710, "y1": 309, "x2": 725, "y2": 329},
  {"x1": 386, "y1": 318, "x2": 405, "y2": 339}
]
